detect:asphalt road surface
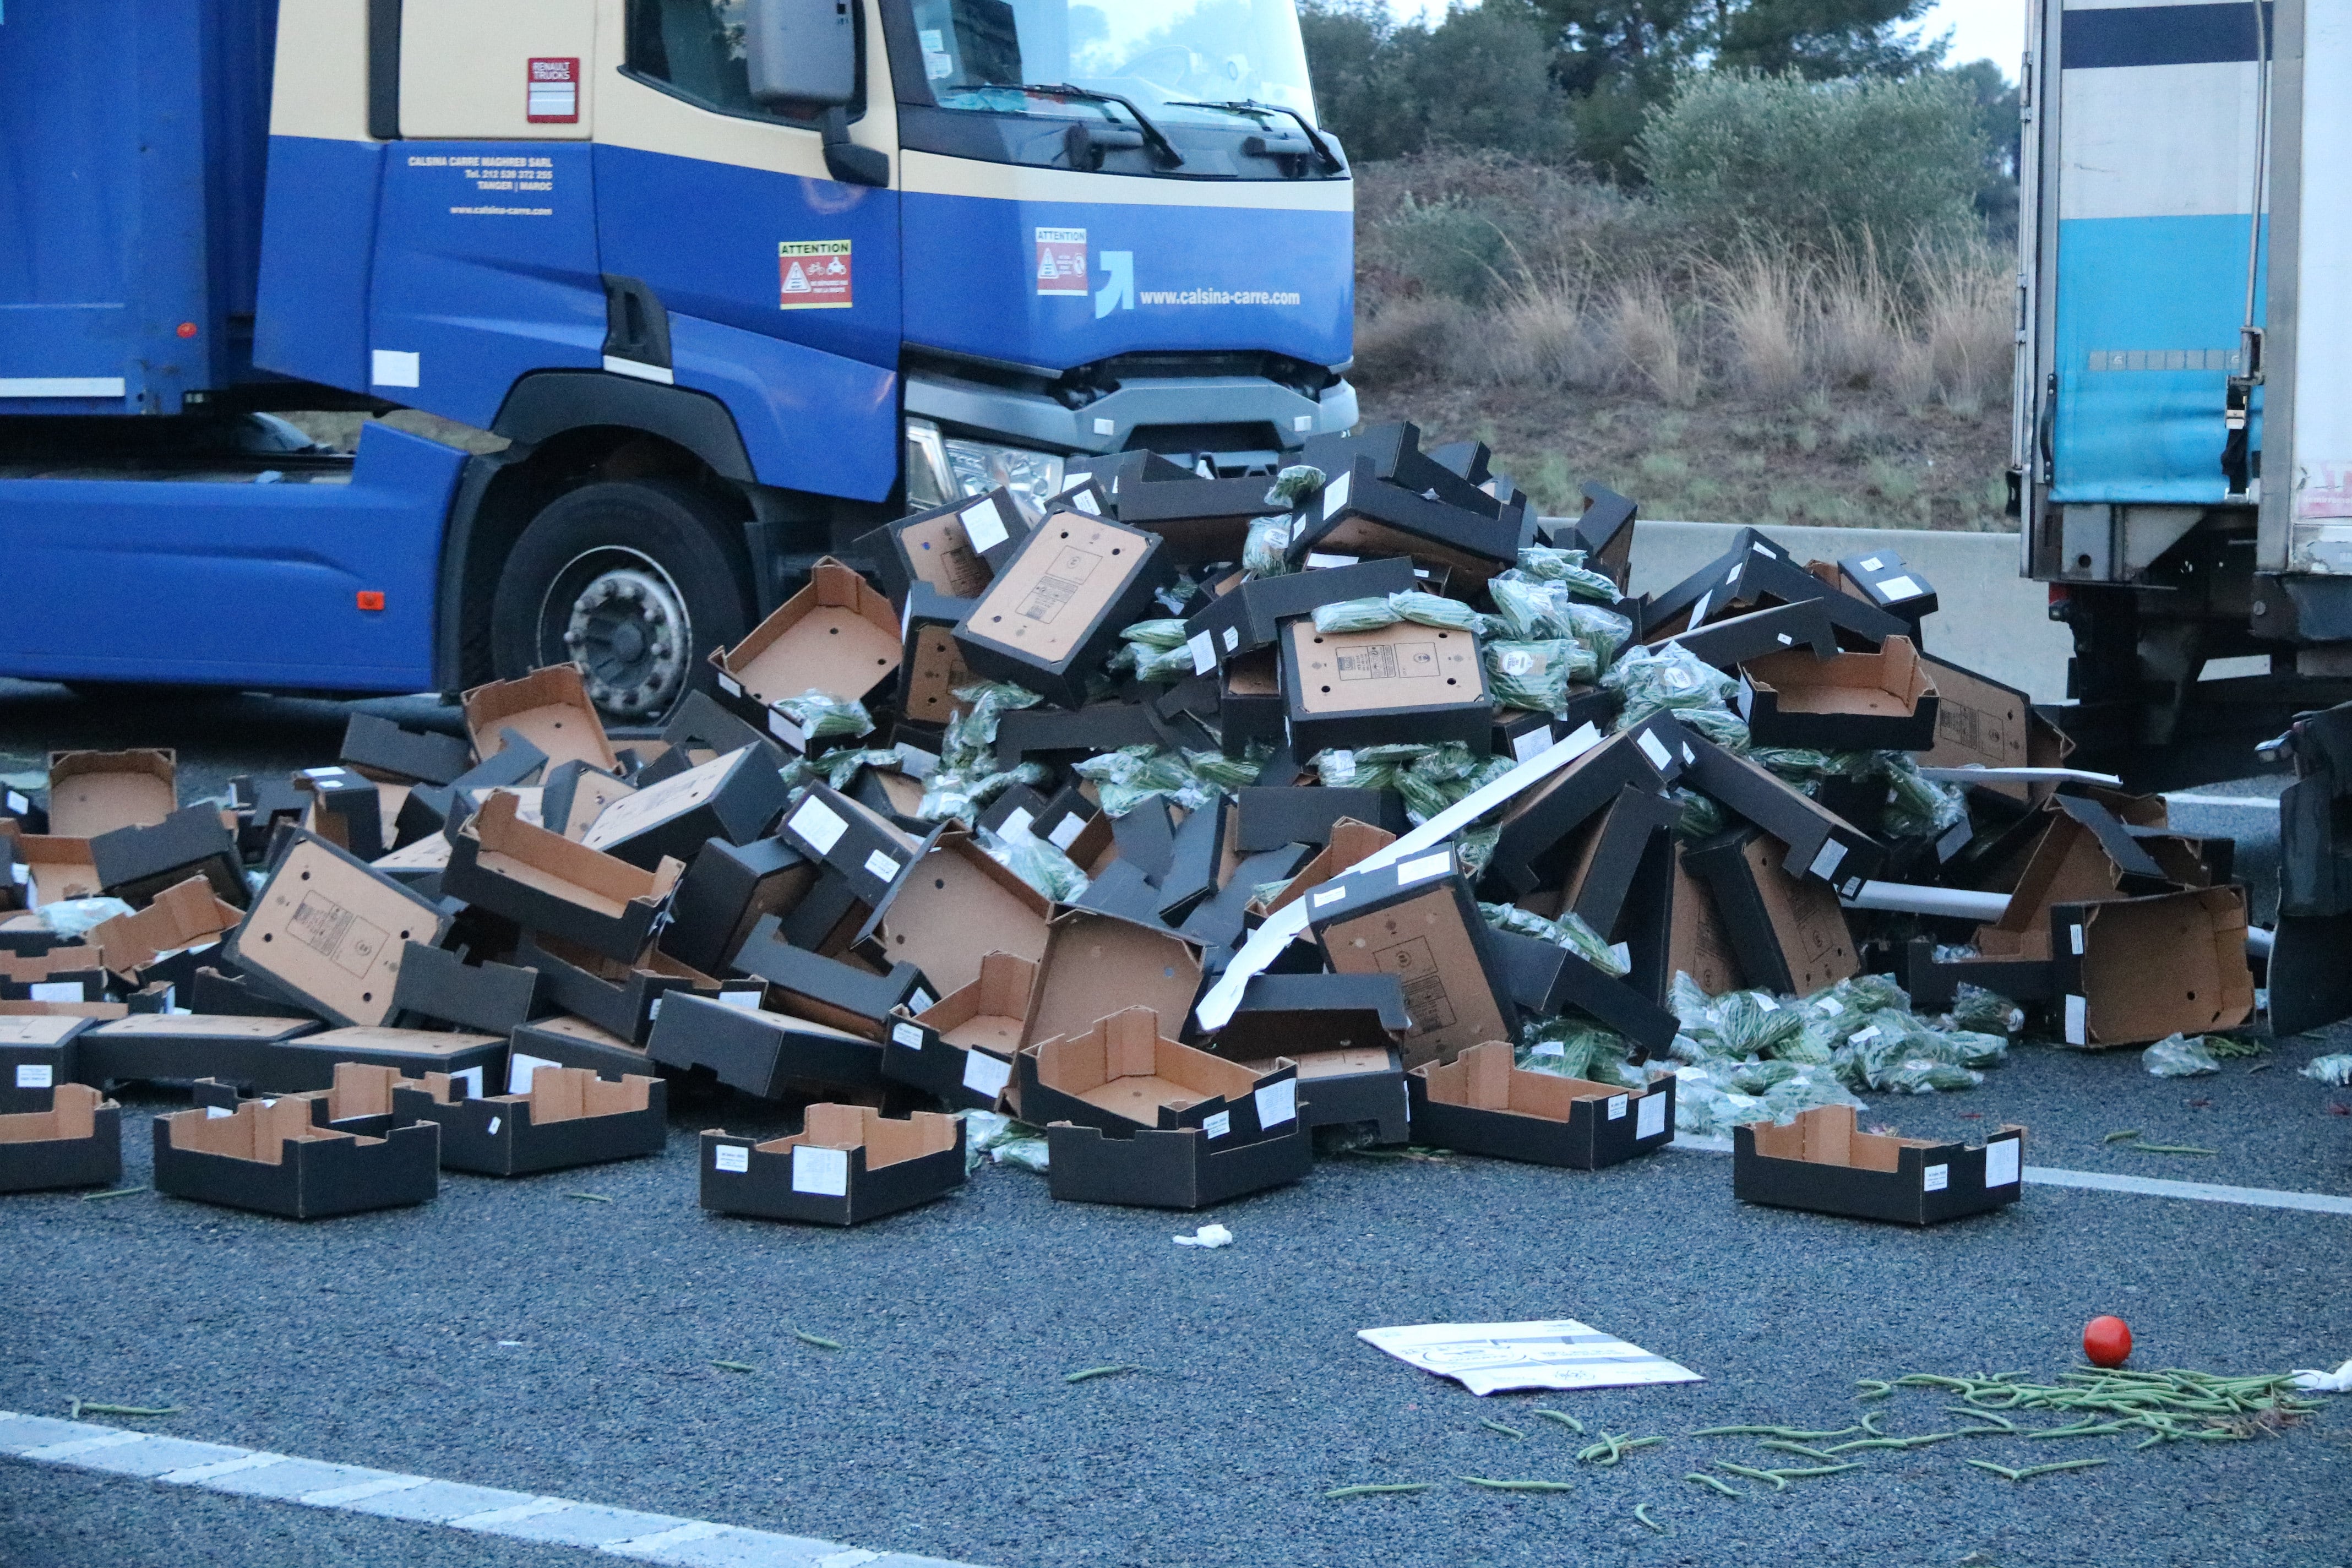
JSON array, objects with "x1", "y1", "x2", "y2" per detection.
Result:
[{"x1": 1, "y1": 685, "x2": 2346, "y2": 1568}]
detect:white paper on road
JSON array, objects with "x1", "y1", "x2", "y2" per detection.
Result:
[{"x1": 1358, "y1": 1319, "x2": 1703, "y2": 1397}]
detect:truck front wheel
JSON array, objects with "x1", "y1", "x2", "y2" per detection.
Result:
[{"x1": 488, "y1": 480, "x2": 753, "y2": 723}]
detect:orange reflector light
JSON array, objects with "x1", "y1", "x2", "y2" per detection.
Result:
[
  {"x1": 177, "y1": 322, "x2": 198, "y2": 339},
  {"x1": 356, "y1": 591, "x2": 385, "y2": 612}
]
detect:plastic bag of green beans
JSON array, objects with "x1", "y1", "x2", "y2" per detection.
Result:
[
  {"x1": 1243, "y1": 516, "x2": 1294, "y2": 578},
  {"x1": 1484, "y1": 639, "x2": 1595, "y2": 714},
  {"x1": 771, "y1": 690, "x2": 874, "y2": 743}
]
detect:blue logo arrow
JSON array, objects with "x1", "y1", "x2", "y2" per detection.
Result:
[{"x1": 1095, "y1": 251, "x2": 1135, "y2": 319}]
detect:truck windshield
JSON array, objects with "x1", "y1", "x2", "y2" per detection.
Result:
[{"x1": 906, "y1": 0, "x2": 1319, "y2": 128}]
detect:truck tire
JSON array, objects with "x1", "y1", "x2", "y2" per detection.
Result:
[{"x1": 489, "y1": 480, "x2": 753, "y2": 723}]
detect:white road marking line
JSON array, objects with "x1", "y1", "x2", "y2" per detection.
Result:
[
  {"x1": 1667, "y1": 1136, "x2": 2352, "y2": 1213},
  {"x1": 0, "y1": 1414, "x2": 1003, "y2": 1566},
  {"x1": 2165, "y1": 792, "x2": 2280, "y2": 810}
]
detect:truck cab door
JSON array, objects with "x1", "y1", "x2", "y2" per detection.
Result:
[{"x1": 586, "y1": 0, "x2": 903, "y2": 504}]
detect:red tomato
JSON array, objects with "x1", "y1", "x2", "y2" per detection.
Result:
[{"x1": 2083, "y1": 1315, "x2": 2133, "y2": 1368}]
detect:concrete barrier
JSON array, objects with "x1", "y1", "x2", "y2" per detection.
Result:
[{"x1": 1627, "y1": 522, "x2": 2072, "y2": 703}]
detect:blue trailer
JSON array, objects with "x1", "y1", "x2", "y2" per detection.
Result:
[{"x1": 0, "y1": 0, "x2": 1354, "y2": 718}]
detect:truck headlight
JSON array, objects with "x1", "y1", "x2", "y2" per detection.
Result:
[{"x1": 903, "y1": 417, "x2": 1064, "y2": 515}]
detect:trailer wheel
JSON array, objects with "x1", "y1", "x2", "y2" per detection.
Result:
[{"x1": 488, "y1": 480, "x2": 752, "y2": 723}]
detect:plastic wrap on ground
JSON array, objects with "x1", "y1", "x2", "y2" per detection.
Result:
[
  {"x1": 2143, "y1": 1033, "x2": 2222, "y2": 1077},
  {"x1": 770, "y1": 690, "x2": 874, "y2": 743},
  {"x1": 2303, "y1": 1054, "x2": 2352, "y2": 1086},
  {"x1": 1482, "y1": 901, "x2": 1629, "y2": 977},
  {"x1": 962, "y1": 1110, "x2": 1049, "y2": 1173}
]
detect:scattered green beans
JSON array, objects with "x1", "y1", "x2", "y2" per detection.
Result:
[
  {"x1": 1854, "y1": 1379, "x2": 1893, "y2": 1401},
  {"x1": 1460, "y1": 1476, "x2": 1575, "y2": 1493},
  {"x1": 1766, "y1": 1463, "x2": 1863, "y2": 1479},
  {"x1": 1064, "y1": 1364, "x2": 1140, "y2": 1383},
  {"x1": 1324, "y1": 1483, "x2": 1434, "y2": 1500},
  {"x1": 2125, "y1": 1142, "x2": 2219, "y2": 1156},
  {"x1": 1634, "y1": 1503, "x2": 1664, "y2": 1533},
  {"x1": 564, "y1": 1191, "x2": 613, "y2": 1202},
  {"x1": 1714, "y1": 1463, "x2": 1788, "y2": 1492},
  {"x1": 1756, "y1": 1440, "x2": 1842, "y2": 1462},
  {"x1": 1530, "y1": 1409, "x2": 1585, "y2": 1434},
  {"x1": 1965, "y1": 1460, "x2": 2023, "y2": 1480},
  {"x1": 80, "y1": 1186, "x2": 144, "y2": 1202},
  {"x1": 2102, "y1": 1129, "x2": 2143, "y2": 1144},
  {"x1": 710, "y1": 1360, "x2": 756, "y2": 1374},
  {"x1": 1684, "y1": 1472, "x2": 1743, "y2": 1499},
  {"x1": 1480, "y1": 1418, "x2": 1527, "y2": 1439},
  {"x1": 792, "y1": 1329, "x2": 844, "y2": 1351},
  {"x1": 1690, "y1": 1424, "x2": 1860, "y2": 1440},
  {"x1": 1968, "y1": 1457, "x2": 2110, "y2": 1481},
  {"x1": 1576, "y1": 1433, "x2": 1664, "y2": 1465}
]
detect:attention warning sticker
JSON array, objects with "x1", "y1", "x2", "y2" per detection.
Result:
[
  {"x1": 780, "y1": 241, "x2": 853, "y2": 310},
  {"x1": 1035, "y1": 227, "x2": 1088, "y2": 296}
]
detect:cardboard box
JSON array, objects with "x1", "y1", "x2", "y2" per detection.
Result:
[
  {"x1": 701, "y1": 1105, "x2": 965, "y2": 1226},
  {"x1": 540, "y1": 760, "x2": 638, "y2": 841},
  {"x1": 508, "y1": 1013, "x2": 656, "y2": 1086},
  {"x1": 46, "y1": 750, "x2": 176, "y2": 837},
  {"x1": 576, "y1": 745, "x2": 787, "y2": 869},
  {"x1": 1304, "y1": 847, "x2": 1518, "y2": 1069},
  {"x1": 1620, "y1": 837, "x2": 1748, "y2": 1004},
  {"x1": 1408, "y1": 1042, "x2": 1675, "y2": 1168},
  {"x1": 297, "y1": 767, "x2": 390, "y2": 859},
  {"x1": 1302, "y1": 422, "x2": 1499, "y2": 516},
  {"x1": 518, "y1": 930, "x2": 716, "y2": 1046},
  {"x1": 658, "y1": 689, "x2": 789, "y2": 772},
  {"x1": 1020, "y1": 908, "x2": 1206, "y2": 1054},
  {"x1": 1154, "y1": 799, "x2": 1227, "y2": 925},
  {"x1": 646, "y1": 992, "x2": 885, "y2": 1098},
  {"x1": 231, "y1": 828, "x2": 453, "y2": 1030},
  {"x1": 1919, "y1": 654, "x2": 2075, "y2": 804},
  {"x1": 1488, "y1": 928, "x2": 1679, "y2": 1059},
  {"x1": 1900, "y1": 937, "x2": 2054, "y2": 1014},
  {"x1": 1489, "y1": 716, "x2": 1686, "y2": 896},
  {"x1": 1560, "y1": 785, "x2": 1681, "y2": 941},
  {"x1": 268, "y1": 1026, "x2": 507, "y2": 1096},
  {"x1": 231, "y1": 774, "x2": 308, "y2": 860},
  {"x1": 1967, "y1": 797, "x2": 2173, "y2": 960},
  {"x1": 1233, "y1": 787, "x2": 1408, "y2": 852},
  {"x1": 981, "y1": 784, "x2": 1111, "y2": 869},
  {"x1": 857, "y1": 489, "x2": 1029, "y2": 606},
  {"x1": 732, "y1": 924, "x2": 936, "y2": 1039},
  {"x1": 190, "y1": 1060, "x2": 406, "y2": 1138},
  {"x1": 0, "y1": 943, "x2": 107, "y2": 1006},
  {"x1": 1652, "y1": 599, "x2": 1842, "y2": 669},
  {"x1": 2049, "y1": 887, "x2": 2255, "y2": 1048},
  {"x1": 1281, "y1": 617, "x2": 1491, "y2": 755},
  {"x1": 1182, "y1": 556, "x2": 1418, "y2": 669},
  {"x1": 1044, "y1": 1116, "x2": 1313, "y2": 1210},
  {"x1": 1679, "y1": 733, "x2": 1883, "y2": 897},
  {"x1": 952, "y1": 514, "x2": 1170, "y2": 708},
  {"x1": 1683, "y1": 827, "x2": 1860, "y2": 997},
  {"x1": 994, "y1": 702, "x2": 1164, "y2": 770},
  {"x1": 90, "y1": 804, "x2": 246, "y2": 910},
  {"x1": 152, "y1": 1096, "x2": 439, "y2": 1219},
  {"x1": 462, "y1": 665, "x2": 615, "y2": 774},
  {"x1": 1837, "y1": 548, "x2": 1938, "y2": 624},
  {"x1": 341, "y1": 712, "x2": 473, "y2": 786},
  {"x1": 0, "y1": 1015, "x2": 94, "y2": 1113},
  {"x1": 1739, "y1": 635, "x2": 1938, "y2": 752},
  {"x1": 441, "y1": 792, "x2": 682, "y2": 962},
  {"x1": 900, "y1": 581, "x2": 980, "y2": 732},
  {"x1": 660, "y1": 836, "x2": 815, "y2": 977},
  {"x1": 1177, "y1": 842, "x2": 1314, "y2": 949},
  {"x1": 386, "y1": 943, "x2": 539, "y2": 1035},
  {"x1": 1733, "y1": 1104, "x2": 2024, "y2": 1226},
  {"x1": 1286, "y1": 458, "x2": 1526, "y2": 587},
  {"x1": 89, "y1": 878, "x2": 242, "y2": 991},
  {"x1": 881, "y1": 951, "x2": 1034, "y2": 1110},
  {"x1": 1218, "y1": 648, "x2": 1288, "y2": 755},
  {"x1": 394, "y1": 1067, "x2": 666, "y2": 1176},
  {"x1": 368, "y1": 831, "x2": 451, "y2": 897},
  {"x1": 1565, "y1": 482, "x2": 1637, "y2": 590},
  {"x1": 1252, "y1": 817, "x2": 1397, "y2": 917},
  {"x1": 711, "y1": 558, "x2": 903, "y2": 749},
  {"x1": 850, "y1": 829, "x2": 1049, "y2": 995},
  {"x1": 1109, "y1": 474, "x2": 1288, "y2": 564},
  {"x1": 777, "y1": 783, "x2": 935, "y2": 912},
  {"x1": 1015, "y1": 1006, "x2": 1300, "y2": 1145},
  {"x1": 1242, "y1": 1046, "x2": 1409, "y2": 1144},
  {"x1": 0, "y1": 1083, "x2": 121, "y2": 1193},
  {"x1": 1640, "y1": 542, "x2": 1905, "y2": 645},
  {"x1": 76, "y1": 1014, "x2": 322, "y2": 1090},
  {"x1": 1, "y1": 828, "x2": 101, "y2": 908}
]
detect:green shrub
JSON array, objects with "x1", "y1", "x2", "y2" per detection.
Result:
[{"x1": 1636, "y1": 72, "x2": 1986, "y2": 257}]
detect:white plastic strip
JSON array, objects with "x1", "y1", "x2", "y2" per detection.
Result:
[
  {"x1": 2164, "y1": 792, "x2": 2282, "y2": 810},
  {"x1": 0, "y1": 377, "x2": 127, "y2": 398},
  {"x1": 1917, "y1": 765, "x2": 2124, "y2": 786},
  {"x1": 1193, "y1": 723, "x2": 1603, "y2": 1031},
  {"x1": 1842, "y1": 881, "x2": 2012, "y2": 921}
]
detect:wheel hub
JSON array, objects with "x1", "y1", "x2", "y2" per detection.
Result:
[{"x1": 560, "y1": 565, "x2": 690, "y2": 718}]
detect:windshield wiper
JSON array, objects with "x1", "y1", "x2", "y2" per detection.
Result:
[
  {"x1": 971, "y1": 82, "x2": 1185, "y2": 168},
  {"x1": 1167, "y1": 99, "x2": 1341, "y2": 171}
]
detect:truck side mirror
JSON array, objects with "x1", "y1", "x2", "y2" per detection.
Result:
[{"x1": 744, "y1": 0, "x2": 858, "y2": 108}]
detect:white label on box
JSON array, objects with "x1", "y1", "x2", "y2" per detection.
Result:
[
  {"x1": 1254, "y1": 1077, "x2": 1297, "y2": 1128},
  {"x1": 1321, "y1": 471, "x2": 1352, "y2": 518},
  {"x1": 1396, "y1": 851, "x2": 1451, "y2": 885},
  {"x1": 206, "y1": 1104, "x2": 233, "y2": 1119},
  {"x1": 1073, "y1": 490, "x2": 1101, "y2": 515},
  {"x1": 790, "y1": 797, "x2": 848, "y2": 853},
  {"x1": 2064, "y1": 994, "x2": 2088, "y2": 1045},
  {"x1": 792, "y1": 1145, "x2": 851, "y2": 1196},
  {"x1": 486, "y1": 1117, "x2": 501, "y2": 1136},
  {"x1": 307, "y1": 766, "x2": 347, "y2": 779},
  {"x1": 1635, "y1": 729, "x2": 1672, "y2": 771},
  {"x1": 6, "y1": 791, "x2": 25, "y2": 814},
  {"x1": 1202, "y1": 1110, "x2": 1232, "y2": 1139},
  {"x1": 1093, "y1": 416, "x2": 1116, "y2": 436},
  {"x1": 1877, "y1": 575, "x2": 1924, "y2": 602},
  {"x1": 647, "y1": 998, "x2": 664, "y2": 1021},
  {"x1": 1859, "y1": 556, "x2": 1884, "y2": 572},
  {"x1": 1304, "y1": 552, "x2": 1358, "y2": 569},
  {"x1": 1686, "y1": 592, "x2": 1711, "y2": 628},
  {"x1": 963, "y1": 1050, "x2": 1012, "y2": 1097},
  {"x1": 716, "y1": 673, "x2": 742, "y2": 698},
  {"x1": 1751, "y1": 541, "x2": 1776, "y2": 558},
  {"x1": 15, "y1": 1063, "x2": 51, "y2": 1089},
  {"x1": 1606, "y1": 1094, "x2": 1627, "y2": 1120},
  {"x1": 1187, "y1": 630, "x2": 1216, "y2": 675},
  {"x1": 1294, "y1": 413, "x2": 1314, "y2": 432},
  {"x1": 863, "y1": 850, "x2": 901, "y2": 884},
  {"x1": 999, "y1": 807, "x2": 1035, "y2": 840},
  {"x1": 1733, "y1": 676, "x2": 1754, "y2": 720},
  {"x1": 1610, "y1": 941, "x2": 1631, "y2": 970},
  {"x1": 714, "y1": 1143, "x2": 750, "y2": 1174},
  {"x1": 1223, "y1": 626, "x2": 1240, "y2": 652},
  {"x1": 1725, "y1": 564, "x2": 1744, "y2": 584},
  {"x1": 1047, "y1": 813, "x2": 1086, "y2": 851},
  {"x1": 1512, "y1": 727, "x2": 1553, "y2": 764},
  {"x1": 716, "y1": 990, "x2": 762, "y2": 1011},
  {"x1": 767, "y1": 710, "x2": 807, "y2": 750},
  {"x1": 1636, "y1": 1092, "x2": 1667, "y2": 1138},
  {"x1": 1923, "y1": 1163, "x2": 1950, "y2": 1193},
  {"x1": 452, "y1": 1066, "x2": 484, "y2": 1099},
  {"x1": 1806, "y1": 840, "x2": 1849, "y2": 881},
  {"x1": 892, "y1": 1022, "x2": 924, "y2": 1048},
  {"x1": 507, "y1": 1053, "x2": 559, "y2": 1095},
  {"x1": 2069, "y1": 923, "x2": 2084, "y2": 955},
  {"x1": 1311, "y1": 885, "x2": 1348, "y2": 907},
  {"x1": 961, "y1": 499, "x2": 1010, "y2": 554},
  {"x1": 910, "y1": 989, "x2": 934, "y2": 1013},
  {"x1": 1776, "y1": 632, "x2": 1794, "y2": 646},
  {"x1": 1984, "y1": 1136, "x2": 2021, "y2": 1187},
  {"x1": 28, "y1": 982, "x2": 80, "y2": 1002},
  {"x1": 371, "y1": 349, "x2": 421, "y2": 388},
  {"x1": 12, "y1": 863, "x2": 27, "y2": 886}
]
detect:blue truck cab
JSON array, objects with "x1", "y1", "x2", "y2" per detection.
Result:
[{"x1": 0, "y1": 0, "x2": 1354, "y2": 718}]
